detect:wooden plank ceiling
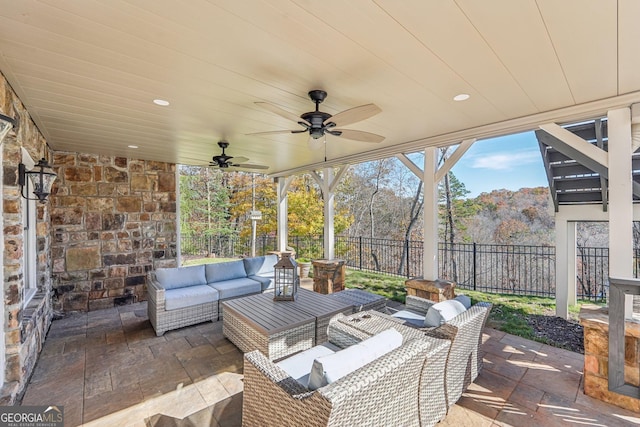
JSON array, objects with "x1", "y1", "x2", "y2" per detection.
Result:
[{"x1": 0, "y1": 0, "x2": 639, "y2": 176}]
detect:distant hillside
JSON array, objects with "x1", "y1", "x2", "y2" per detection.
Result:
[{"x1": 460, "y1": 187, "x2": 555, "y2": 246}]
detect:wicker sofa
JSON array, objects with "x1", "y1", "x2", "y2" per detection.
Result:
[
  {"x1": 147, "y1": 254, "x2": 278, "y2": 336},
  {"x1": 242, "y1": 322, "x2": 452, "y2": 427}
]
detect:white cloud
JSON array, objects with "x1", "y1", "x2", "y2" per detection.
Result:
[{"x1": 470, "y1": 150, "x2": 539, "y2": 171}]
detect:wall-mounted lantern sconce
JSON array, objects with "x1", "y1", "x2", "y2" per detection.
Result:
[
  {"x1": 0, "y1": 112, "x2": 15, "y2": 143},
  {"x1": 19, "y1": 158, "x2": 57, "y2": 203}
]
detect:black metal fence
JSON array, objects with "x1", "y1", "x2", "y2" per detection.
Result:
[
  {"x1": 181, "y1": 234, "x2": 627, "y2": 301},
  {"x1": 180, "y1": 234, "x2": 324, "y2": 260},
  {"x1": 438, "y1": 242, "x2": 557, "y2": 296}
]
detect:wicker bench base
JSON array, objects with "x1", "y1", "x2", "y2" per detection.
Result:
[
  {"x1": 148, "y1": 298, "x2": 218, "y2": 337},
  {"x1": 327, "y1": 288, "x2": 387, "y2": 313}
]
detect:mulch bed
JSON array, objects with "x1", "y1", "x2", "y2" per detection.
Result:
[{"x1": 526, "y1": 314, "x2": 584, "y2": 354}]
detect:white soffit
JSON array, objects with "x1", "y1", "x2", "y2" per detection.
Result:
[{"x1": 0, "y1": 0, "x2": 636, "y2": 175}]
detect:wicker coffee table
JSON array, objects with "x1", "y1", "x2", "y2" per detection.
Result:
[
  {"x1": 222, "y1": 289, "x2": 351, "y2": 361},
  {"x1": 327, "y1": 288, "x2": 387, "y2": 312}
]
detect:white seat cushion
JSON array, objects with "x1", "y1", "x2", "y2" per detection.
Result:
[
  {"x1": 391, "y1": 309, "x2": 426, "y2": 326},
  {"x1": 276, "y1": 342, "x2": 341, "y2": 387},
  {"x1": 307, "y1": 328, "x2": 403, "y2": 390}
]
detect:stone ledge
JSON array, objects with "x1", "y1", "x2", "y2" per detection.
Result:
[{"x1": 579, "y1": 305, "x2": 640, "y2": 338}]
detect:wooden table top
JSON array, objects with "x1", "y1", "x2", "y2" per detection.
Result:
[{"x1": 222, "y1": 289, "x2": 351, "y2": 335}]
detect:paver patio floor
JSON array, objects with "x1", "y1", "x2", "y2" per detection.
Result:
[{"x1": 21, "y1": 300, "x2": 640, "y2": 426}]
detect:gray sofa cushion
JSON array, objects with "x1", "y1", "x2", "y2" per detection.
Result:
[
  {"x1": 243, "y1": 255, "x2": 278, "y2": 276},
  {"x1": 155, "y1": 265, "x2": 206, "y2": 290},
  {"x1": 209, "y1": 277, "x2": 261, "y2": 300},
  {"x1": 249, "y1": 273, "x2": 274, "y2": 291},
  {"x1": 165, "y1": 285, "x2": 219, "y2": 311},
  {"x1": 205, "y1": 260, "x2": 248, "y2": 283}
]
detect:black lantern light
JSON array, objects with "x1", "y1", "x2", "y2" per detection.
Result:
[
  {"x1": 273, "y1": 252, "x2": 298, "y2": 301},
  {"x1": 19, "y1": 158, "x2": 57, "y2": 203}
]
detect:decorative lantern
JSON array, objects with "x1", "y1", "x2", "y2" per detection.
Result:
[
  {"x1": 273, "y1": 252, "x2": 298, "y2": 301},
  {"x1": 19, "y1": 158, "x2": 57, "y2": 203}
]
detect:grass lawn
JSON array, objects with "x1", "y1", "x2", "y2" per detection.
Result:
[
  {"x1": 345, "y1": 268, "x2": 603, "y2": 342},
  {"x1": 182, "y1": 257, "x2": 237, "y2": 266}
]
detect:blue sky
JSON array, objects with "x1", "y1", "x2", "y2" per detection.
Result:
[{"x1": 450, "y1": 131, "x2": 549, "y2": 198}]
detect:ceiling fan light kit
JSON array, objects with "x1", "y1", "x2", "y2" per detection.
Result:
[{"x1": 252, "y1": 90, "x2": 385, "y2": 149}]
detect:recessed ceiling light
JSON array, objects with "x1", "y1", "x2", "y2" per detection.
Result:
[
  {"x1": 128, "y1": 145, "x2": 139, "y2": 149},
  {"x1": 453, "y1": 93, "x2": 470, "y2": 101},
  {"x1": 153, "y1": 99, "x2": 170, "y2": 106}
]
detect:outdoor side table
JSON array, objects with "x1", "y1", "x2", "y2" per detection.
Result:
[
  {"x1": 405, "y1": 278, "x2": 456, "y2": 303},
  {"x1": 312, "y1": 259, "x2": 346, "y2": 294}
]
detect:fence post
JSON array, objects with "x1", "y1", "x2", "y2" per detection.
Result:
[
  {"x1": 473, "y1": 242, "x2": 477, "y2": 291},
  {"x1": 405, "y1": 240, "x2": 410, "y2": 278},
  {"x1": 359, "y1": 236, "x2": 363, "y2": 271}
]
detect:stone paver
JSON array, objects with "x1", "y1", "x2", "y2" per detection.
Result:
[{"x1": 19, "y1": 300, "x2": 640, "y2": 426}]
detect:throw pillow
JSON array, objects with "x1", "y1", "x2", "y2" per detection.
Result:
[
  {"x1": 307, "y1": 328, "x2": 402, "y2": 390},
  {"x1": 205, "y1": 260, "x2": 247, "y2": 283},
  {"x1": 423, "y1": 299, "x2": 467, "y2": 327},
  {"x1": 454, "y1": 294, "x2": 472, "y2": 309}
]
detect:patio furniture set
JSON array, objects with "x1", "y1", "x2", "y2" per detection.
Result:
[
  {"x1": 146, "y1": 257, "x2": 490, "y2": 426},
  {"x1": 241, "y1": 294, "x2": 492, "y2": 427}
]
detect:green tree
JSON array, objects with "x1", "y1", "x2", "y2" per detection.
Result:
[
  {"x1": 227, "y1": 173, "x2": 352, "y2": 240},
  {"x1": 179, "y1": 166, "x2": 234, "y2": 237}
]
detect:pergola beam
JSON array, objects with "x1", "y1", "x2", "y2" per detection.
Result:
[
  {"x1": 396, "y1": 153, "x2": 422, "y2": 180},
  {"x1": 434, "y1": 139, "x2": 475, "y2": 183}
]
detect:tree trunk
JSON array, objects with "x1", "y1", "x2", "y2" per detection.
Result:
[
  {"x1": 397, "y1": 180, "x2": 423, "y2": 276},
  {"x1": 444, "y1": 172, "x2": 458, "y2": 282}
]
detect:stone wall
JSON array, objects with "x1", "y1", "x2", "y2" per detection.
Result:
[
  {"x1": 0, "y1": 73, "x2": 54, "y2": 404},
  {"x1": 51, "y1": 153, "x2": 177, "y2": 312},
  {"x1": 580, "y1": 305, "x2": 640, "y2": 412}
]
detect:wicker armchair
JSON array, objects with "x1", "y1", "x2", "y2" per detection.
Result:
[
  {"x1": 403, "y1": 295, "x2": 492, "y2": 404},
  {"x1": 242, "y1": 323, "x2": 451, "y2": 427},
  {"x1": 330, "y1": 296, "x2": 492, "y2": 410}
]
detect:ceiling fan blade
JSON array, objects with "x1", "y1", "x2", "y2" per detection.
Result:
[
  {"x1": 308, "y1": 138, "x2": 325, "y2": 151},
  {"x1": 247, "y1": 130, "x2": 301, "y2": 136},
  {"x1": 229, "y1": 156, "x2": 249, "y2": 163},
  {"x1": 231, "y1": 164, "x2": 269, "y2": 170},
  {"x1": 335, "y1": 129, "x2": 385, "y2": 143},
  {"x1": 327, "y1": 104, "x2": 381, "y2": 127},
  {"x1": 255, "y1": 102, "x2": 311, "y2": 126}
]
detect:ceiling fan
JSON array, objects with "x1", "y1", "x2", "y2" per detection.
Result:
[
  {"x1": 208, "y1": 141, "x2": 268, "y2": 170},
  {"x1": 251, "y1": 90, "x2": 385, "y2": 150}
]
